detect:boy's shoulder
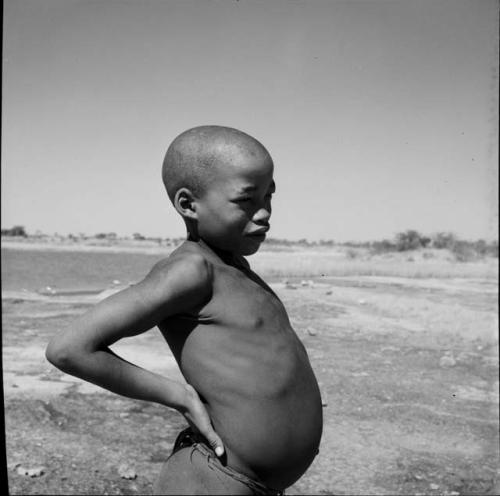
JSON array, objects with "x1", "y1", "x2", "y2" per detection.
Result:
[
  {"x1": 145, "y1": 242, "x2": 214, "y2": 293},
  {"x1": 147, "y1": 241, "x2": 252, "y2": 292}
]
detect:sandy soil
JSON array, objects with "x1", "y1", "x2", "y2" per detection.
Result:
[{"x1": 3, "y1": 275, "x2": 499, "y2": 495}]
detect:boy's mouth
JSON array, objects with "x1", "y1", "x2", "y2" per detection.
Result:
[{"x1": 246, "y1": 226, "x2": 269, "y2": 238}]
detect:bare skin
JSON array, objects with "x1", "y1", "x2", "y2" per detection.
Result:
[
  {"x1": 46, "y1": 126, "x2": 323, "y2": 491},
  {"x1": 160, "y1": 241, "x2": 323, "y2": 489}
]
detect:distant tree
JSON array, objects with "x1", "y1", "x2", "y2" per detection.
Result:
[
  {"x1": 487, "y1": 240, "x2": 498, "y2": 258},
  {"x1": 371, "y1": 239, "x2": 396, "y2": 254},
  {"x1": 473, "y1": 239, "x2": 488, "y2": 256},
  {"x1": 451, "y1": 240, "x2": 476, "y2": 262},
  {"x1": 432, "y1": 232, "x2": 457, "y2": 249},
  {"x1": 1, "y1": 225, "x2": 27, "y2": 237},
  {"x1": 147, "y1": 237, "x2": 162, "y2": 244},
  {"x1": 95, "y1": 233, "x2": 107, "y2": 239},
  {"x1": 420, "y1": 236, "x2": 431, "y2": 248},
  {"x1": 395, "y1": 230, "x2": 424, "y2": 251},
  {"x1": 318, "y1": 239, "x2": 333, "y2": 246},
  {"x1": 133, "y1": 232, "x2": 145, "y2": 241}
]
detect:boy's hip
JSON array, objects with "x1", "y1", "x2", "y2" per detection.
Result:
[{"x1": 153, "y1": 427, "x2": 284, "y2": 495}]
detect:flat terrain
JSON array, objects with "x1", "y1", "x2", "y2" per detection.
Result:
[{"x1": 3, "y1": 250, "x2": 499, "y2": 494}]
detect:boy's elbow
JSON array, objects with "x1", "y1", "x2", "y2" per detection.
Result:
[{"x1": 45, "y1": 337, "x2": 77, "y2": 372}]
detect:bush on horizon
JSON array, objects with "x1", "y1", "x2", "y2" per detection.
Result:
[
  {"x1": 1, "y1": 225, "x2": 27, "y2": 237},
  {"x1": 395, "y1": 230, "x2": 431, "y2": 251}
]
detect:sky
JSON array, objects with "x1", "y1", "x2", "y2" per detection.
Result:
[{"x1": 2, "y1": 0, "x2": 498, "y2": 242}]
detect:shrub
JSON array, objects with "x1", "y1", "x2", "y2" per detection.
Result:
[
  {"x1": 319, "y1": 239, "x2": 335, "y2": 247},
  {"x1": 346, "y1": 249, "x2": 358, "y2": 259},
  {"x1": 432, "y1": 232, "x2": 457, "y2": 249},
  {"x1": 395, "y1": 230, "x2": 424, "y2": 251},
  {"x1": 420, "y1": 236, "x2": 431, "y2": 248},
  {"x1": 370, "y1": 239, "x2": 396, "y2": 254},
  {"x1": 1, "y1": 225, "x2": 27, "y2": 237},
  {"x1": 451, "y1": 241, "x2": 476, "y2": 262},
  {"x1": 486, "y1": 240, "x2": 498, "y2": 258},
  {"x1": 147, "y1": 237, "x2": 162, "y2": 244},
  {"x1": 473, "y1": 239, "x2": 488, "y2": 256}
]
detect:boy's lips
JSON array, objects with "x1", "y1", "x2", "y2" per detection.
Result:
[{"x1": 247, "y1": 226, "x2": 269, "y2": 237}]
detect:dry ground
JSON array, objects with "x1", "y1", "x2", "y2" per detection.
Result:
[{"x1": 3, "y1": 268, "x2": 499, "y2": 494}]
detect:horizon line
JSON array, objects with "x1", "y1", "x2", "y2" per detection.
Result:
[{"x1": 1, "y1": 228, "x2": 498, "y2": 245}]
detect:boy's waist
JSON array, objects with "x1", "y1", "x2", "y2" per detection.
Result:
[{"x1": 172, "y1": 427, "x2": 284, "y2": 495}]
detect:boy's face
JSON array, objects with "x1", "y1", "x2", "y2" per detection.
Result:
[{"x1": 194, "y1": 148, "x2": 275, "y2": 256}]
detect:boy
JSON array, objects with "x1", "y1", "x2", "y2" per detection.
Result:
[{"x1": 46, "y1": 126, "x2": 323, "y2": 495}]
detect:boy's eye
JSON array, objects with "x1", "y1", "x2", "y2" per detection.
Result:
[{"x1": 233, "y1": 193, "x2": 272, "y2": 205}]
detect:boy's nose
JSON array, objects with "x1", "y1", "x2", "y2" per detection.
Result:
[{"x1": 252, "y1": 206, "x2": 271, "y2": 224}]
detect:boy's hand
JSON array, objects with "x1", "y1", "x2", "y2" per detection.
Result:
[{"x1": 182, "y1": 384, "x2": 225, "y2": 457}]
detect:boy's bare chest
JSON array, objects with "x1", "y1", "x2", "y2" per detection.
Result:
[{"x1": 207, "y1": 266, "x2": 291, "y2": 333}]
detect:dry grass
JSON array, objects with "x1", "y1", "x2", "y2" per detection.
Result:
[{"x1": 252, "y1": 249, "x2": 498, "y2": 279}]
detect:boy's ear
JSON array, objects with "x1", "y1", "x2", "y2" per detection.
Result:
[{"x1": 173, "y1": 188, "x2": 198, "y2": 220}]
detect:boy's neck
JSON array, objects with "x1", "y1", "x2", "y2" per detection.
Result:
[{"x1": 187, "y1": 235, "x2": 244, "y2": 268}]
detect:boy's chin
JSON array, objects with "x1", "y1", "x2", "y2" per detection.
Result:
[
  {"x1": 239, "y1": 247, "x2": 260, "y2": 256},
  {"x1": 238, "y1": 240, "x2": 263, "y2": 256}
]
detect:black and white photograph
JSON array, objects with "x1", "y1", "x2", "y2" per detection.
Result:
[{"x1": 2, "y1": 0, "x2": 498, "y2": 494}]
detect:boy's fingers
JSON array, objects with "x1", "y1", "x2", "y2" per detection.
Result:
[
  {"x1": 205, "y1": 430, "x2": 225, "y2": 457},
  {"x1": 184, "y1": 385, "x2": 224, "y2": 456}
]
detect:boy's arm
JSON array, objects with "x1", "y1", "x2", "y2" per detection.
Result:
[{"x1": 46, "y1": 253, "x2": 224, "y2": 456}]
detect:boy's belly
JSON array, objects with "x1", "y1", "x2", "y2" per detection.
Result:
[
  {"x1": 179, "y1": 329, "x2": 323, "y2": 490},
  {"x1": 208, "y1": 390, "x2": 323, "y2": 489}
]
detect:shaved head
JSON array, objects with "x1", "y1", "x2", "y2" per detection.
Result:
[{"x1": 162, "y1": 125, "x2": 272, "y2": 203}]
